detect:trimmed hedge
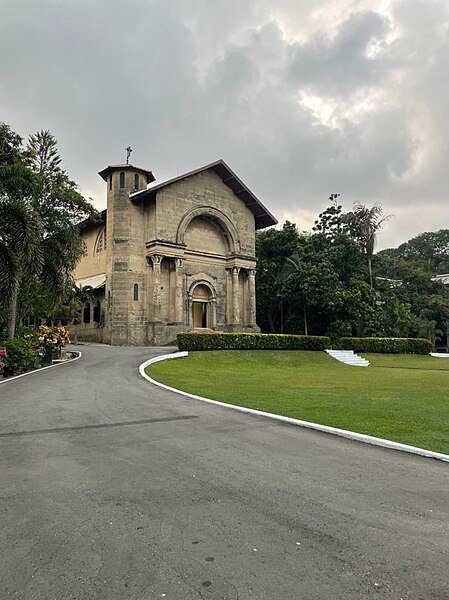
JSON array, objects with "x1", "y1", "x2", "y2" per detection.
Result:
[
  {"x1": 340, "y1": 337, "x2": 432, "y2": 355},
  {"x1": 177, "y1": 332, "x2": 331, "y2": 351}
]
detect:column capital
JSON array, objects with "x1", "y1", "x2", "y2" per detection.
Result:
[
  {"x1": 175, "y1": 257, "x2": 183, "y2": 269},
  {"x1": 149, "y1": 254, "x2": 163, "y2": 266},
  {"x1": 232, "y1": 266, "x2": 240, "y2": 276}
]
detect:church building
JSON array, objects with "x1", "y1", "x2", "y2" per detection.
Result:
[{"x1": 73, "y1": 159, "x2": 277, "y2": 345}]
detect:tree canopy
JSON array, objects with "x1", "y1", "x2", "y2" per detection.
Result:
[
  {"x1": 0, "y1": 122, "x2": 99, "y2": 338},
  {"x1": 256, "y1": 197, "x2": 449, "y2": 348}
]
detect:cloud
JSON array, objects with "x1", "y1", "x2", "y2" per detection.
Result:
[
  {"x1": 1, "y1": 0, "x2": 448, "y2": 249},
  {"x1": 287, "y1": 11, "x2": 390, "y2": 95}
]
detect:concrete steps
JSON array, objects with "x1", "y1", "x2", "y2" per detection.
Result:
[{"x1": 325, "y1": 349, "x2": 369, "y2": 367}]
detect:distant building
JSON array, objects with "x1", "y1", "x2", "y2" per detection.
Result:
[{"x1": 73, "y1": 160, "x2": 277, "y2": 345}]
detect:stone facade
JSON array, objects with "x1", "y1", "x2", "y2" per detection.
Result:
[{"x1": 73, "y1": 160, "x2": 277, "y2": 345}]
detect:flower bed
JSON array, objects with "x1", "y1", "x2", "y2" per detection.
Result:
[{"x1": 0, "y1": 326, "x2": 71, "y2": 378}]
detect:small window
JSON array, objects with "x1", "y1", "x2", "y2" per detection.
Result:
[
  {"x1": 109, "y1": 174, "x2": 112, "y2": 190},
  {"x1": 119, "y1": 171, "x2": 125, "y2": 188},
  {"x1": 107, "y1": 290, "x2": 111, "y2": 309},
  {"x1": 133, "y1": 283, "x2": 139, "y2": 301},
  {"x1": 134, "y1": 173, "x2": 139, "y2": 190}
]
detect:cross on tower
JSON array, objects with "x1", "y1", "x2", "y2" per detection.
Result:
[{"x1": 125, "y1": 146, "x2": 132, "y2": 164}]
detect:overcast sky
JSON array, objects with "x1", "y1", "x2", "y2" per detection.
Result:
[{"x1": 1, "y1": 0, "x2": 448, "y2": 249}]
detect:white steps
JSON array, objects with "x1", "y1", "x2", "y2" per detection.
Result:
[{"x1": 325, "y1": 349, "x2": 369, "y2": 367}]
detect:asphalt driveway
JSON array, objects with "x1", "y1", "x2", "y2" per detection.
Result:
[{"x1": 0, "y1": 345, "x2": 448, "y2": 599}]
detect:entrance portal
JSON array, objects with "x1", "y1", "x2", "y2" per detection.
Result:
[
  {"x1": 191, "y1": 284, "x2": 212, "y2": 328},
  {"x1": 192, "y1": 302, "x2": 207, "y2": 328}
]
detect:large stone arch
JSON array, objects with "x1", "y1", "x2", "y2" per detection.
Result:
[{"x1": 176, "y1": 206, "x2": 240, "y2": 254}]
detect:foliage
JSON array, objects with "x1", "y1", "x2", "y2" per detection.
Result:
[
  {"x1": 256, "y1": 193, "x2": 449, "y2": 347},
  {"x1": 0, "y1": 348, "x2": 6, "y2": 372},
  {"x1": 177, "y1": 332, "x2": 330, "y2": 351},
  {"x1": 312, "y1": 194, "x2": 348, "y2": 238},
  {"x1": 344, "y1": 203, "x2": 391, "y2": 288},
  {"x1": 339, "y1": 337, "x2": 432, "y2": 355},
  {"x1": 0, "y1": 122, "x2": 32, "y2": 166},
  {"x1": 0, "y1": 122, "x2": 99, "y2": 337},
  {"x1": 255, "y1": 221, "x2": 303, "y2": 333},
  {"x1": 38, "y1": 325, "x2": 70, "y2": 352},
  {"x1": 2, "y1": 337, "x2": 34, "y2": 375},
  {"x1": 378, "y1": 229, "x2": 449, "y2": 275},
  {"x1": 0, "y1": 166, "x2": 43, "y2": 296}
]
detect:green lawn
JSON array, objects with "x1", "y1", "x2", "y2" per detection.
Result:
[{"x1": 147, "y1": 351, "x2": 449, "y2": 454}]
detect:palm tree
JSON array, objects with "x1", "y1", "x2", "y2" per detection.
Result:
[
  {"x1": 0, "y1": 165, "x2": 42, "y2": 339},
  {"x1": 345, "y1": 204, "x2": 391, "y2": 289}
]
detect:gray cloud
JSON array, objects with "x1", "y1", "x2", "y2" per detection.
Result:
[
  {"x1": 287, "y1": 11, "x2": 390, "y2": 94},
  {"x1": 1, "y1": 0, "x2": 448, "y2": 249}
]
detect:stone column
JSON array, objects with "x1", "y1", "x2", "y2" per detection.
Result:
[
  {"x1": 248, "y1": 269, "x2": 256, "y2": 326},
  {"x1": 151, "y1": 254, "x2": 162, "y2": 321},
  {"x1": 232, "y1": 267, "x2": 240, "y2": 325},
  {"x1": 175, "y1": 258, "x2": 184, "y2": 323},
  {"x1": 210, "y1": 298, "x2": 217, "y2": 329}
]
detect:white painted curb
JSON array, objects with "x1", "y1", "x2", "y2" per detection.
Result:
[
  {"x1": 139, "y1": 352, "x2": 449, "y2": 464},
  {"x1": 0, "y1": 352, "x2": 82, "y2": 385}
]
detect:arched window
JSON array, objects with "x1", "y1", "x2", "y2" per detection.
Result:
[
  {"x1": 133, "y1": 283, "x2": 139, "y2": 301},
  {"x1": 119, "y1": 171, "x2": 125, "y2": 188},
  {"x1": 95, "y1": 229, "x2": 107, "y2": 253},
  {"x1": 134, "y1": 173, "x2": 139, "y2": 190}
]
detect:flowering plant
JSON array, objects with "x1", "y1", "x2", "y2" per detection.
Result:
[
  {"x1": 0, "y1": 348, "x2": 6, "y2": 371},
  {"x1": 39, "y1": 325, "x2": 70, "y2": 352}
]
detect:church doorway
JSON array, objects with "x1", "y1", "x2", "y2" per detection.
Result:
[{"x1": 191, "y1": 284, "x2": 211, "y2": 328}]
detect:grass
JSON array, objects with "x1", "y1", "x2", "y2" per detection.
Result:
[{"x1": 146, "y1": 350, "x2": 449, "y2": 454}]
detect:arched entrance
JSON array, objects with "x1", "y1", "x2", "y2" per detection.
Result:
[{"x1": 191, "y1": 284, "x2": 212, "y2": 328}]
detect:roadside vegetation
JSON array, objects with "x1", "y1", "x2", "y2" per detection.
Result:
[
  {"x1": 256, "y1": 199, "x2": 449, "y2": 349},
  {"x1": 0, "y1": 122, "x2": 98, "y2": 339},
  {"x1": 147, "y1": 350, "x2": 449, "y2": 454}
]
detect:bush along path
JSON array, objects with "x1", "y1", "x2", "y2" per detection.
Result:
[{"x1": 0, "y1": 325, "x2": 71, "y2": 380}]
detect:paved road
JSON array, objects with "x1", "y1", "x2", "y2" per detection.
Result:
[{"x1": 0, "y1": 345, "x2": 448, "y2": 600}]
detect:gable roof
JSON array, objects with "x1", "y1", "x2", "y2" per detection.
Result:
[{"x1": 129, "y1": 159, "x2": 277, "y2": 230}]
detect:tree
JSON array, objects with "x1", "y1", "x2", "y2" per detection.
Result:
[
  {"x1": 378, "y1": 229, "x2": 449, "y2": 274},
  {"x1": 255, "y1": 222, "x2": 303, "y2": 333},
  {"x1": 312, "y1": 194, "x2": 349, "y2": 238},
  {"x1": 345, "y1": 203, "x2": 391, "y2": 289},
  {"x1": 0, "y1": 164, "x2": 43, "y2": 338},
  {"x1": 0, "y1": 123, "x2": 99, "y2": 337}
]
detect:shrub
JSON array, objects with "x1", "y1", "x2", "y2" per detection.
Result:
[
  {"x1": 177, "y1": 332, "x2": 331, "y2": 351},
  {"x1": 339, "y1": 337, "x2": 432, "y2": 355},
  {"x1": 0, "y1": 348, "x2": 6, "y2": 374},
  {"x1": 2, "y1": 338, "x2": 34, "y2": 375},
  {"x1": 39, "y1": 325, "x2": 70, "y2": 353}
]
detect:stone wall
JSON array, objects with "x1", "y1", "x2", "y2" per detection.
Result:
[
  {"x1": 151, "y1": 170, "x2": 256, "y2": 256},
  {"x1": 74, "y1": 225, "x2": 106, "y2": 280}
]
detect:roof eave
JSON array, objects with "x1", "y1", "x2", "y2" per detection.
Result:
[{"x1": 130, "y1": 159, "x2": 277, "y2": 228}]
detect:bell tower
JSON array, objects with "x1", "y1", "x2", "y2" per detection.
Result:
[{"x1": 98, "y1": 162, "x2": 155, "y2": 345}]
